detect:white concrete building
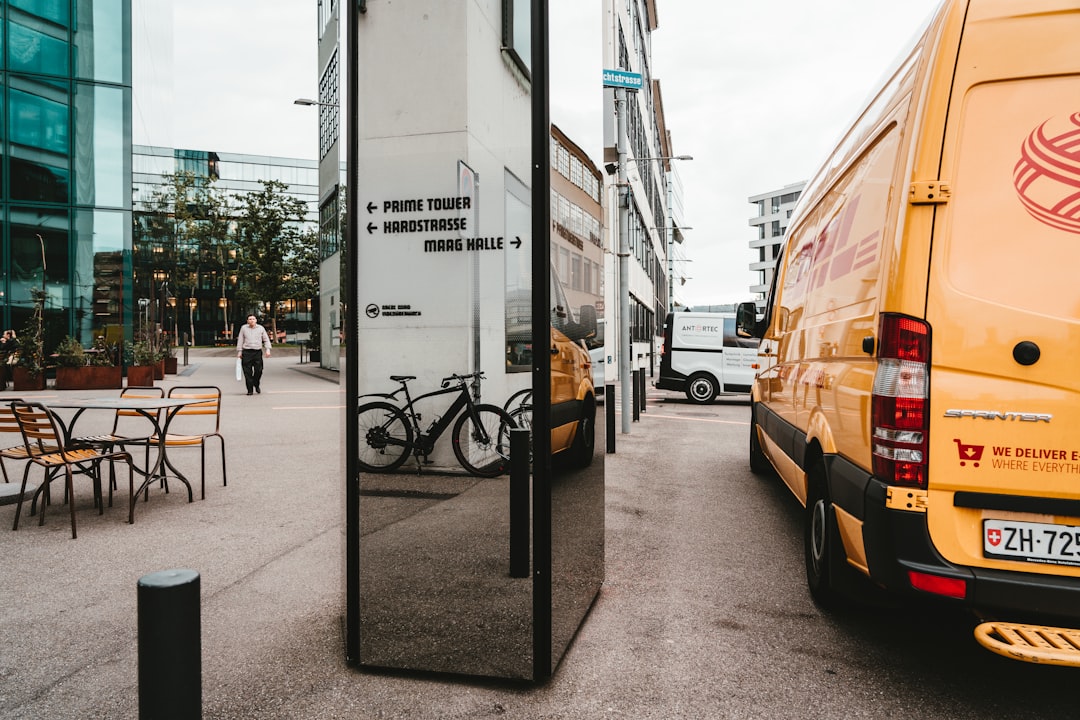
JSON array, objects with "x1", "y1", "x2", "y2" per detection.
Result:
[
  {"x1": 603, "y1": 0, "x2": 675, "y2": 378},
  {"x1": 748, "y1": 181, "x2": 805, "y2": 304}
]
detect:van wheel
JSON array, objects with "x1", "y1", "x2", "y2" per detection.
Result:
[
  {"x1": 805, "y1": 458, "x2": 844, "y2": 609},
  {"x1": 749, "y1": 405, "x2": 772, "y2": 476},
  {"x1": 685, "y1": 373, "x2": 718, "y2": 404},
  {"x1": 566, "y1": 396, "x2": 596, "y2": 468}
]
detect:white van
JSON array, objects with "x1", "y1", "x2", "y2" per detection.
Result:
[{"x1": 656, "y1": 312, "x2": 760, "y2": 404}]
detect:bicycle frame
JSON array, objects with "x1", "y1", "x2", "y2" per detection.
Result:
[{"x1": 361, "y1": 375, "x2": 491, "y2": 459}]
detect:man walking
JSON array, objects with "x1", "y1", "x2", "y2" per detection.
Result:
[{"x1": 237, "y1": 314, "x2": 272, "y2": 395}]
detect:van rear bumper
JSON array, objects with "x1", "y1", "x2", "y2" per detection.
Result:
[
  {"x1": 828, "y1": 455, "x2": 1080, "y2": 621},
  {"x1": 655, "y1": 372, "x2": 686, "y2": 392}
]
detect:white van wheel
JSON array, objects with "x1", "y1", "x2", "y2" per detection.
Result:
[{"x1": 685, "y1": 373, "x2": 718, "y2": 404}]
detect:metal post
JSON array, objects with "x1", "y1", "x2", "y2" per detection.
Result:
[
  {"x1": 509, "y1": 428, "x2": 530, "y2": 578},
  {"x1": 639, "y1": 367, "x2": 647, "y2": 414},
  {"x1": 605, "y1": 383, "x2": 616, "y2": 453},
  {"x1": 617, "y1": 86, "x2": 631, "y2": 435},
  {"x1": 632, "y1": 368, "x2": 641, "y2": 422},
  {"x1": 138, "y1": 569, "x2": 201, "y2": 719},
  {"x1": 182, "y1": 332, "x2": 189, "y2": 366}
]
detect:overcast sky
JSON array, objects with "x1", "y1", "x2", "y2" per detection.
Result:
[{"x1": 168, "y1": 0, "x2": 943, "y2": 307}]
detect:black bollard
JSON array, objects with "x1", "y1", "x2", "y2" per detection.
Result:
[
  {"x1": 635, "y1": 369, "x2": 643, "y2": 414},
  {"x1": 509, "y1": 429, "x2": 530, "y2": 578},
  {"x1": 632, "y1": 369, "x2": 641, "y2": 422},
  {"x1": 138, "y1": 569, "x2": 201, "y2": 719},
  {"x1": 606, "y1": 383, "x2": 616, "y2": 453}
]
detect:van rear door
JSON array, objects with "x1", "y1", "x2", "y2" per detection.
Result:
[
  {"x1": 721, "y1": 316, "x2": 758, "y2": 393},
  {"x1": 924, "y1": 2, "x2": 1080, "y2": 577}
]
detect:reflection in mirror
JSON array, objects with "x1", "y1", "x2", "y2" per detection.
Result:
[
  {"x1": 349, "y1": 0, "x2": 605, "y2": 682},
  {"x1": 548, "y1": 3, "x2": 605, "y2": 676},
  {"x1": 353, "y1": 0, "x2": 534, "y2": 679}
]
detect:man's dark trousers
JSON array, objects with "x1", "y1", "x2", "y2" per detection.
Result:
[{"x1": 241, "y1": 349, "x2": 263, "y2": 393}]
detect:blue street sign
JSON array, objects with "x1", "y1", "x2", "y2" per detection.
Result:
[{"x1": 603, "y1": 69, "x2": 643, "y2": 91}]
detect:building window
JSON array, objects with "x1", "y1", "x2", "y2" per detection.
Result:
[
  {"x1": 320, "y1": 189, "x2": 339, "y2": 260},
  {"x1": 318, "y1": 50, "x2": 340, "y2": 160},
  {"x1": 502, "y1": 0, "x2": 530, "y2": 77}
]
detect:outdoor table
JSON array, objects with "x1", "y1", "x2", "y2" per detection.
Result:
[{"x1": 39, "y1": 397, "x2": 204, "y2": 514}]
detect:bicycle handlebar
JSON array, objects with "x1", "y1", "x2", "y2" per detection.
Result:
[{"x1": 440, "y1": 371, "x2": 485, "y2": 388}]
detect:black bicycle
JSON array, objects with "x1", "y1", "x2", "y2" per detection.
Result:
[{"x1": 356, "y1": 371, "x2": 516, "y2": 477}]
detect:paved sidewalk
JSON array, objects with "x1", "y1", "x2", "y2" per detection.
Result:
[{"x1": 0, "y1": 355, "x2": 719, "y2": 719}]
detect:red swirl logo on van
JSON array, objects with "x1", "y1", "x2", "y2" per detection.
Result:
[{"x1": 1013, "y1": 113, "x2": 1080, "y2": 234}]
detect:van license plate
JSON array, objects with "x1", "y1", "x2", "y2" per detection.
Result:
[{"x1": 984, "y1": 519, "x2": 1080, "y2": 567}]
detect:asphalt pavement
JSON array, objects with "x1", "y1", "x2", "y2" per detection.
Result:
[{"x1": 3, "y1": 352, "x2": 757, "y2": 719}]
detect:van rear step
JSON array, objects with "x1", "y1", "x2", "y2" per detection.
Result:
[{"x1": 975, "y1": 622, "x2": 1080, "y2": 667}]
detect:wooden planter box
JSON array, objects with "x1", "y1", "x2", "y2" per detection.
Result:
[
  {"x1": 153, "y1": 359, "x2": 165, "y2": 380},
  {"x1": 164, "y1": 357, "x2": 178, "y2": 374},
  {"x1": 12, "y1": 367, "x2": 46, "y2": 391},
  {"x1": 55, "y1": 366, "x2": 123, "y2": 390},
  {"x1": 126, "y1": 366, "x2": 157, "y2": 387}
]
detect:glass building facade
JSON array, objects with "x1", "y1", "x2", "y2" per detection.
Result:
[
  {"x1": 132, "y1": 145, "x2": 320, "y2": 345},
  {"x1": 1, "y1": 0, "x2": 132, "y2": 349}
]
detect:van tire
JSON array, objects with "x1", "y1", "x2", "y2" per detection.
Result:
[
  {"x1": 749, "y1": 405, "x2": 772, "y2": 476},
  {"x1": 804, "y1": 458, "x2": 844, "y2": 609},
  {"x1": 566, "y1": 395, "x2": 596, "y2": 468},
  {"x1": 685, "y1": 373, "x2": 718, "y2": 404}
]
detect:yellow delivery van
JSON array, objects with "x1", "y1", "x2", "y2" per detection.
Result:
[{"x1": 736, "y1": 0, "x2": 1080, "y2": 666}]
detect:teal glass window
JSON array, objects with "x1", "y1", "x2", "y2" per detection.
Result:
[
  {"x1": 74, "y1": 209, "x2": 127, "y2": 342},
  {"x1": 75, "y1": 83, "x2": 129, "y2": 209},
  {"x1": 8, "y1": 20, "x2": 70, "y2": 76},
  {"x1": 8, "y1": 86, "x2": 71, "y2": 203},
  {"x1": 10, "y1": 0, "x2": 70, "y2": 27},
  {"x1": 74, "y1": 0, "x2": 128, "y2": 83}
]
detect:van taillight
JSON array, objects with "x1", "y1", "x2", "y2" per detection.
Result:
[{"x1": 872, "y1": 314, "x2": 930, "y2": 488}]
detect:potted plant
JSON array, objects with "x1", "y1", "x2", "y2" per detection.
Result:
[
  {"x1": 162, "y1": 334, "x2": 178, "y2": 375},
  {"x1": 152, "y1": 342, "x2": 167, "y2": 380},
  {"x1": 54, "y1": 335, "x2": 123, "y2": 390},
  {"x1": 127, "y1": 339, "x2": 158, "y2": 387},
  {"x1": 13, "y1": 290, "x2": 46, "y2": 391}
]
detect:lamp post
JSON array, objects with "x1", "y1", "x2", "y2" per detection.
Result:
[{"x1": 614, "y1": 153, "x2": 691, "y2": 434}]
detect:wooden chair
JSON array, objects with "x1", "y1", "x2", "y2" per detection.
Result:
[
  {"x1": 11, "y1": 400, "x2": 135, "y2": 539},
  {"x1": 70, "y1": 386, "x2": 166, "y2": 453},
  {"x1": 0, "y1": 400, "x2": 57, "y2": 483},
  {"x1": 151, "y1": 386, "x2": 226, "y2": 500},
  {"x1": 70, "y1": 387, "x2": 165, "y2": 503},
  {"x1": 0, "y1": 400, "x2": 50, "y2": 514}
]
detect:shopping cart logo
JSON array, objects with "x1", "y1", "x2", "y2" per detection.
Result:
[{"x1": 954, "y1": 438, "x2": 984, "y2": 468}]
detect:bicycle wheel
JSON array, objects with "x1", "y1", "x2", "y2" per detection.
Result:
[
  {"x1": 502, "y1": 387, "x2": 533, "y2": 414},
  {"x1": 356, "y1": 401, "x2": 413, "y2": 472},
  {"x1": 452, "y1": 404, "x2": 516, "y2": 477}
]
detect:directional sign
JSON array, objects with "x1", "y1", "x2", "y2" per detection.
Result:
[{"x1": 603, "y1": 69, "x2": 643, "y2": 91}]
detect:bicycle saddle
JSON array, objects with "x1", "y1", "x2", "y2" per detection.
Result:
[{"x1": 389, "y1": 375, "x2": 416, "y2": 382}]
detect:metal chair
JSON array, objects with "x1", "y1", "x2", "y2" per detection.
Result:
[
  {"x1": 151, "y1": 386, "x2": 226, "y2": 500},
  {"x1": 70, "y1": 386, "x2": 166, "y2": 452},
  {"x1": 0, "y1": 400, "x2": 49, "y2": 514},
  {"x1": 11, "y1": 400, "x2": 135, "y2": 539}
]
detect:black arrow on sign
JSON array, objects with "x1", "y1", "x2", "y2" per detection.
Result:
[
  {"x1": 366, "y1": 202, "x2": 377, "y2": 214},
  {"x1": 367, "y1": 222, "x2": 377, "y2": 234},
  {"x1": 511, "y1": 236, "x2": 522, "y2": 248}
]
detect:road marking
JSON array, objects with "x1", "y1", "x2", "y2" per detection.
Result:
[{"x1": 638, "y1": 412, "x2": 749, "y2": 426}]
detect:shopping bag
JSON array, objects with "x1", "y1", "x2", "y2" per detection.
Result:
[{"x1": 235, "y1": 357, "x2": 243, "y2": 381}]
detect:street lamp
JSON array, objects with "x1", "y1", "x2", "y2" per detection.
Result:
[
  {"x1": 632, "y1": 154, "x2": 693, "y2": 162},
  {"x1": 293, "y1": 98, "x2": 339, "y2": 107}
]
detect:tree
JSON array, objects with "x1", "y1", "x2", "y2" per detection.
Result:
[
  {"x1": 233, "y1": 180, "x2": 309, "y2": 341},
  {"x1": 138, "y1": 170, "x2": 235, "y2": 344}
]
